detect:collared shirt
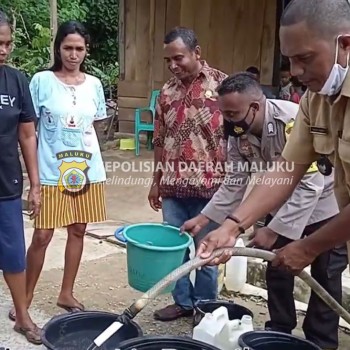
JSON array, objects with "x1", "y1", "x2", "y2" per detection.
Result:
[
  {"x1": 202, "y1": 99, "x2": 339, "y2": 240},
  {"x1": 153, "y1": 61, "x2": 227, "y2": 199},
  {"x1": 282, "y1": 70, "x2": 350, "y2": 212}
]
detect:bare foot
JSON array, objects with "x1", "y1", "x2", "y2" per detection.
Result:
[{"x1": 57, "y1": 294, "x2": 85, "y2": 312}]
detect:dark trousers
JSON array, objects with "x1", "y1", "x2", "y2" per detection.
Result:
[{"x1": 265, "y1": 215, "x2": 348, "y2": 349}]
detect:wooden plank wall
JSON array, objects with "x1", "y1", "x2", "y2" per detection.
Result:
[{"x1": 118, "y1": 0, "x2": 277, "y2": 133}]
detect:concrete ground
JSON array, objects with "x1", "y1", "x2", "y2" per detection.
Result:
[{"x1": 1, "y1": 146, "x2": 350, "y2": 349}]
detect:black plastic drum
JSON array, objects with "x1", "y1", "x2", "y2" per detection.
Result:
[
  {"x1": 41, "y1": 311, "x2": 142, "y2": 350},
  {"x1": 238, "y1": 331, "x2": 321, "y2": 350},
  {"x1": 118, "y1": 335, "x2": 220, "y2": 349}
]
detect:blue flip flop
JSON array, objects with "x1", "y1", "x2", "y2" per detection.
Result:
[{"x1": 114, "y1": 226, "x2": 127, "y2": 247}]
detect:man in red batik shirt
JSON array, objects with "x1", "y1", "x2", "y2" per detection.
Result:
[{"x1": 148, "y1": 26, "x2": 227, "y2": 321}]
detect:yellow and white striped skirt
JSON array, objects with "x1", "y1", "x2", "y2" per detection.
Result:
[{"x1": 34, "y1": 182, "x2": 107, "y2": 229}]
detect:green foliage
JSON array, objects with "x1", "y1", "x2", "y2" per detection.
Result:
[
  {"x1": 10, "y1": 23, "x2": 51, "y2": 77},
  {"x1": 82, "y1": 0, "x2": 119, "y2": 99},
  {"x1": 82, "y1": 0, "x2": 119, "y2": 66},
  {"x1": 0, "y1": 0, "x2": 119, "y2": 98},
  {"x1": 85, "y1": 59, "x2": 119, "y2": 99},
  {"x1": 58, "y1": 0, "x2": 88, "y2": 23}
]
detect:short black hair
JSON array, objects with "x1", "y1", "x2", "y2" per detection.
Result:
[
  {"x1": 164, "y1": 26, "x2": 198, "y2": 51},
  {"x1": 281, "y1": 0, "x2": 350, "y2": 38},
  {"x1": 0, "y1": 10, "x2": 11, "y2": 30},
  {"x1": 217, "y1": 72, "x2": 262, "y2": 97},
  {"x1": 246, "y1": 66, "x2": 260, "y2": 75}
]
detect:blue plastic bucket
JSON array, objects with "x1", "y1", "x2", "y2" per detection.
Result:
[{"x1": 123, "y1": 223, "x2": 192, "y2": 293}]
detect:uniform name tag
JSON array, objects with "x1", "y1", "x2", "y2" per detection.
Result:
[
  {"x1": 239, "y1": 138, "x2": 255, "y2": 158},
  {"x1": 310, "y1": 126, "x2": 328, "y2": 135}
]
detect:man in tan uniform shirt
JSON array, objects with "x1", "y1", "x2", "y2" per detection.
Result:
[
  {"x1": 183, "y1": 72, "x2": 346, "y2": 349},
  {"x1": 193, "y1": 0, "x2": 350, "y2": 280}
]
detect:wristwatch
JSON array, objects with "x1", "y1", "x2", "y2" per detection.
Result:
[{"x1": 225, "y1": 215, "x2": 245, "y2": 234}]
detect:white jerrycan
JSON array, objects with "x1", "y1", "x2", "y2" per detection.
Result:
[
  {"x1": 224, "y1": 238, "x2": 247, "y2": 292},
  {"x1": 240, "y1": 315, "x2": 254, "y2": 333},
  {"x1": 214, "y1": 315, "x2": 254, "y2": 350},
  {"x1": 192, "y1": 306, "x2": 229, "y2": 345},
  {"x1": 214, "y1": 319, "x2": 241, "y2": 350}
]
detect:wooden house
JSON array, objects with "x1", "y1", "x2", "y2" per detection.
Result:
[{"x1": 118, "y1": 0, "x2": 292, "y2": 133}]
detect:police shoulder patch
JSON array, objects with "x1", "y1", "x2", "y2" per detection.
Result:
[{"x1": 267, "y1": 122, "x2": 275, "y2": 135}]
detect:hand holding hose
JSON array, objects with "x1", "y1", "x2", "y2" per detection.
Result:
[
  {"x1": 196, "y1": 223, "x2": 240, "y2": 265},
  {"x1": 247, "y1": 227, "x2": 278, "y2": 250},
  {"x1": 272, "y1": 239, "x2": 318, "y2": 275}
]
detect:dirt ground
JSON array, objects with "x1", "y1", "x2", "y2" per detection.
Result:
[{"x1": 1, "y1": 147, "x2": 350, "y2": 349}]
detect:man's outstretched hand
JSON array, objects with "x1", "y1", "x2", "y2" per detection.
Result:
[
  {"x1": 271, "y1": 239, "x2": 318, "y2": 275},
  {"x1": 196, "y1": 224, "x2": 240, "y2": 265}
]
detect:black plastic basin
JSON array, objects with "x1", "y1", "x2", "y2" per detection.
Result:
[
  {"x1": 238, "y1": 331, "x2": 321, "y2": 350},
  {"x1": 118, "y1": 335, "x2": 220, "y2": 349},
  {"x1": 193, "y1": 300, "x2": 254, "y2": 327},
  {"x1": 41, "y1": 311, "x2": 142, "y2": 350}
]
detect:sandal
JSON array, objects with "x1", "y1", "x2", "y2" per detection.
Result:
[
  {"x1": 14, "y1": 323, "x2": 42, "y2": 345},
  {"x1": 57, "y1": 302, "x2": 85, "y2": 313}
]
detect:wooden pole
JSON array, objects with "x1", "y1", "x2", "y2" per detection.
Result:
[
  {"x1": 49, "y1": 0, "x2": 58, "y2": 65},
  {"x1": 148, "y1": 0, "x2": 156, "y2": 93},
  {"x1": 118, "y1": 0, "x2": 125, "y2": 80}
]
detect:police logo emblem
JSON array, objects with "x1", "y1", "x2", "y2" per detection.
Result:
[
  {"x1": 234, "y1": 125, "x2": 244, "y2": 135},
  {"x1": 58, "y1": 160, "x2": 90, "y2": 193}
]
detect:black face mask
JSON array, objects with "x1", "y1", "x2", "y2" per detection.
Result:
[{"x1": 224, "y1": 105, "x2": 256, "y2": 138}]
